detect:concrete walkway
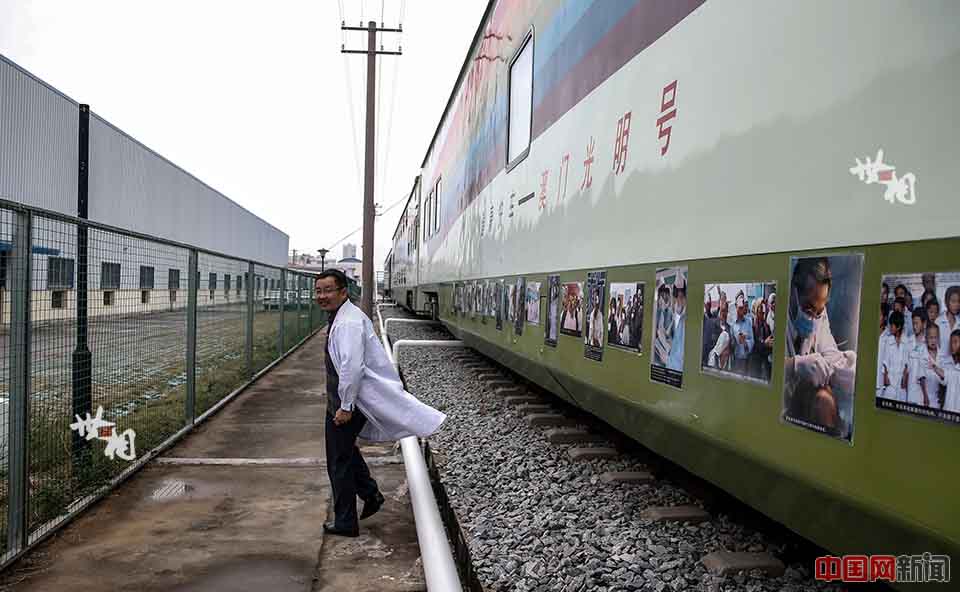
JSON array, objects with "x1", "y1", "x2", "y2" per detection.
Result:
[{"x1": 0, "y1": 331, "x2": 425, "y2": 591}]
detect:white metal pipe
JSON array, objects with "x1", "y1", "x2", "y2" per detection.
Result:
[{"x1": 376, "y1": 305, "x2": 463, "y2": 591}]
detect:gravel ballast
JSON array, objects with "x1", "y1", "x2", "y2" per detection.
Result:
[{"x1": 391, "y1": 322, "x2": 841, "y2": 592}]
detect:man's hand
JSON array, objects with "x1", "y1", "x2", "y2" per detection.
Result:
[{"x1": 334, "y1": 409, "x2": 353, "y2": 426}]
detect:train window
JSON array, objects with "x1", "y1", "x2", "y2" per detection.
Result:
[
  {"x1": 507, "y1": 30, "x2": 533, "y2": 168},
  {"x1": 434, "y1": 178, "x2": 441, "y2": 234}
]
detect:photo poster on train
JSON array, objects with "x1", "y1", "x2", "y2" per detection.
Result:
[
  {"x1": 782, "y1": 254, "x2": 863, "y2": 443},
  {"x1": 526, "y1": 281, "x2": 541, "y2": 325},
  {"x1": 651, "y1": 266, "x2": 688, "y2": 388},
  {"x1": 480, "y1": 282, "x2": 488, "y2": 324},
  {"x1": 495, "y1": 280, "x2": 504, "y2": 331},
  {"x1": 514, "y1": 277, "x2": 526, "y2": 335},
  {"x1": 608, "y1": 282, "x2": 644, "y2": 355},
  {"x1": 559, "y1": 282, "x2": 584, "y2": 337},
  {"x1": 875, "y1": 270, "x2": 960, "y2": 425},
  {"x1": 701, "y1": 281, "x2": 777, "y2": 385},
  {"x1": 583, "y1": 271, "x2": 607, "y2": 362},
  {"x1": 487, "y1": 280, "x2": 496, "y2": 318},
  {"x1": 469, "y1": 283, "x2": 477, "y2": 319},
  {"x1": 507, "y1": 283, "x2": 516, "y2": 325},
  {"x1": 545, "y1": 275, "x2": 561, "y2": 347}
]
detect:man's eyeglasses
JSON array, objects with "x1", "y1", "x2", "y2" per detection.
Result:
[{"x1": 315, "y1": 286, "x2": 343, "y2": 295}]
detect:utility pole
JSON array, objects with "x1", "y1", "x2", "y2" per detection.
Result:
[{"x1": 342, "y1": 19, "x2": 401, "y2": 319}]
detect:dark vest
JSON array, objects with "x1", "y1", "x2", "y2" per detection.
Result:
[{"x1": 325, "y1": 301, "x2": 347, "y2": 415}]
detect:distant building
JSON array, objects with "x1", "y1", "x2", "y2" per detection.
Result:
[
  {"x1": 286, "y1": 243, "x2": 362, "y2": 286},
  {"x1": 335, "y1": 243, "x2": 362, "y2": 284}
]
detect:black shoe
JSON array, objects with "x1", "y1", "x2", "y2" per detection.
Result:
[
  {"x1": 322, "y1": 521, "x2": 359, "y2": 537},
  {"x1": 360, "y1": 492, "x2": 385, "y2": 520}
]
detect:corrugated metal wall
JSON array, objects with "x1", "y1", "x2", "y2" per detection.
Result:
[
  {"x1": 0, "y1": 55, "x2": 78, "y2": 214},
  {"x1": 0, "y1": 54, "x2": 287, "y2": 266}
]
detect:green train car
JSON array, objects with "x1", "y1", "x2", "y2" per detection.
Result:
[{"x1": 388, "y1": 0, "x2": 959, "y2": 584}]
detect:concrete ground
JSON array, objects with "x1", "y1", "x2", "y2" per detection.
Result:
[{"x1": 0, "y1": 330, "x2": 425, "y2": 592}]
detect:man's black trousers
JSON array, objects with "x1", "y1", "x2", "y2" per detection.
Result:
[{"x1": 325, "y1": 409, "x2": 380, "y2": 529}]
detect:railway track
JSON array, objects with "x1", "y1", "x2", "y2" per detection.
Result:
[{"x1": 382, "y1": 310, "x2": 851, "y2": 592}]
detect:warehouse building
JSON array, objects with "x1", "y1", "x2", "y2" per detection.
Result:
[{"x1": 0, "y1": 54, "x2": 289, "y2": 322}]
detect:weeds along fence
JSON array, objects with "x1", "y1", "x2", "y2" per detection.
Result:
[{"x1": 0, "y1": 197, "x2": 327, "y2": 568}]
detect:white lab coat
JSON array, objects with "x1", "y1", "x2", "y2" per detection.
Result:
[
  {"x1": 784, "y1": 310, "x2": 857, "y2": 429},
  {"x1": 326, "y1": 300, "x2": 446, "y2": 442},
  {"x1": 877, "y1": 334, "x2": 911, "y2": 402},
  {"x1": 911, "y1": 348, "x2": 945, "y2": 408},
  {"x1": 944, "y1": 362, "x2": 960, "y2": 413},
  {"x1": 935, "y1": 312, "x2": 959, "y2": 365},
  {"x1": 906, "y1": 341, "x2": 928, "y2": 406}
]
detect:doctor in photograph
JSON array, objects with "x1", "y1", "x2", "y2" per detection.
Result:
[{"x1": 784, "y1": 258, "x2": 856, "y2": 437}]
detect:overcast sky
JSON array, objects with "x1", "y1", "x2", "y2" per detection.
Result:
[{"x1": 0, "y1": 0, "x2": 487, "y2": 270}]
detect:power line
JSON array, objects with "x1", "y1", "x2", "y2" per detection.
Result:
[{"x1": 322, "y1": 192, "x2": 410, "y2": 252}]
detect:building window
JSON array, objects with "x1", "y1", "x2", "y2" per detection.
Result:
[
  {"x1": 103, "y1": 291, "x2": 114, "y2": 306},
  {"x1": 170, "y1": 289, "x2": 177, "y2": 303},
  {"x1": 238, "y1": 273, "x2": 244, "y2": 295},
  {"x1": 139, "y1": 265, "x2": 155, "y2": 290},
  {"x1": 224, "y1": 274, "x2": 231, "y2": 294},
  {"x1": 101, "y1": 262, "x2": 121, "y2": 290},
  {"x1": 52, "y1": 290, "x2": 66, "y2": 309},
  {"x1": 168, "y1": 268, "x2": 181, "y2": 290},
  {"x1": 507, "y1": 30, "x2": 534, "y2": 167},
  {"x1": 48, "y1": 257, "x2": 75, "y2": 290},
  {"x1": 141, "y1": 290, "x2": 150, "y2": 304},
  {"x1": 209, "y1": 272, "x2": 218, "y2": 291}
]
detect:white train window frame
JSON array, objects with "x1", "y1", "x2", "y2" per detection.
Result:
[{"x1": 506, "y1": 27, "x2": 534, "y2": 171}]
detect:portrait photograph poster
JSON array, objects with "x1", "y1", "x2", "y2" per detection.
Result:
[
  {"x1": 545, "y1": 275, "x2": 561, "y2": 346},
  {"x1": 560, "y1": 282, "x2": 584, "y2": 338},
  {"x1": 651, "y1": 266, "x2": 688, "y2": 388},
  {"x1": 782, "y1": 254, "x2": 862, "y2": 443},
  {"x1": 584, "y1": 271, "x2": 607, "y2": 362},
  {"x1": 608, "y1": 282, "x2": 644, "y2": 355},
  {"x1": 700, "y1": 282, "x2": 776, "y2": 385},
  {"x1": 876, "y1": 270, "x2": 960, "y2": 425}
]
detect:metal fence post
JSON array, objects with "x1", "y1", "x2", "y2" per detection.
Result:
[
  {"x1": 308, "y1": 274, "x2": 315, "y2": 332},
  {"x1": 246, "y1": 262, "x2": 254, "y2": 375},
  {"x1": 186, "y1": 250, "x2": 198, "y2": 424},
  {"x1": 279, "y1": 268, "x2": 286, "y2": 355},
  {"x1": 71, "y1": 103, "x2": 92, "y2": 460},
  {"x1": 297, "y1": 274, "x2": 304, "y2": 341},
  {"x1": 7, "y1": 209, "x2": 32, "y2": 553}
]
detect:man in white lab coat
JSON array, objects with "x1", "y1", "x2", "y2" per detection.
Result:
[
  {"x1": 316, "y1": 270, "x2": 446, "y2": 537},
  {"x1": 784, "y1": 257, "x2": 856, "y2": 438}
]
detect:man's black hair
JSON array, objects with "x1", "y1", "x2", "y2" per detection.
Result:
[
  {"x1": 889, "y1": 310, "x2": 904, "y2": 329},
  {"x1": 912, "y1": 308, "x2": 926, "y2": 320},
  {"x1": 893, "y1": 296, "x2": 907, "y2": 308},
  {"x1": 792, "y1": 257, "x2": 832, "y2": 294},
  {"x1": 316, "y1": 269, "x2": 348, "y2": 290}
]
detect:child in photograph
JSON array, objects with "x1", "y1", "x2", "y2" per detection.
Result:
[
  {"x1": 916, "y1": 323, "x2": 945, "y2": 408},
  {"x1": 938, "y1": 329, "x2": 960, "y2": 413},
  {"x1": 935, "y1": 286, "x2": 960, "y2": 365}
]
